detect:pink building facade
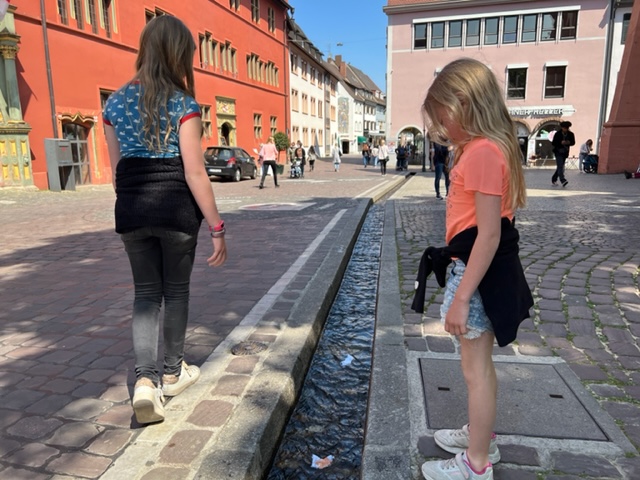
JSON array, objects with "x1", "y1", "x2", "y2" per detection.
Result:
[{"x1": 384, "y1": 0, "x2": 630, "y2": 164}]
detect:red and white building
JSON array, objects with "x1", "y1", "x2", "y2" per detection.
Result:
[{"x1": 384, "y1": 0, "x2": 633, "y2": 163}]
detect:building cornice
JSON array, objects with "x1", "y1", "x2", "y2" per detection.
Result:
[{"x1": 384, "y1": 0, "x2": 540, "y2": 15}]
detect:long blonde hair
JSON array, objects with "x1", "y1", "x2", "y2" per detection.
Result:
[
  {"x1": 422, "y1": 58, "x2": 526, "y2": 210},
  {"x1": 133, "y1": 15, "x2": 196, "y2": 152}
]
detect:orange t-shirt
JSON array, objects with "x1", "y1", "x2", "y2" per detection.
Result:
[{"x1": 445, "y1": 138, "x2": 514, "y2": 244}]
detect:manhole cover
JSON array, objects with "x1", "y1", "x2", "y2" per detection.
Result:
[
  {"x1": 231, "y1": 341, "x2": 268, "y2": 356},
  {"x1": 419, "y1": 358, "x2": 609, "y2": 441}
]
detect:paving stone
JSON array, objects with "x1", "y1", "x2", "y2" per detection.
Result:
[
  {"x1": 0, "y1": 371, "x2": 25, "y2": 388},
  {"x1": 47, "y1": 452, "x2": 112, "y2": 478},
  {"x1": 538, "y1": 323, "x2": 568, "y2": 337},
  {"x1": 0, "y1": 467, "x2": 50, "y2": 480},
  {"x1": 187, "y1": 400, "x2": 234, "y2": 428},
  {"x1": 517, "y1": 345, "x2": 553, "y2": 356},
  {"x1": 100, "y1": 385, "x2": 131, "y2": 403},
  {"x1": 405, "y1": 337, "x2": 428, "y2": 351},
  {"x1": 550, "y1": 452, "x2": 620, "y2": 477},
  {"x1": 538, "y1": 310, "x2": 566, "y2": 323},
  {"x1": 0, "y1": 437, "x2": 21, "y2": 457},
  {"x1": 493, "y1": 468, "x2": 539, "y2": 480},
  {"x1": 404, "y1": 324, "x2": 422, "y2": 337},
  {"x1": 417, "y1": 436, "x2": 449, "y2": 459},
  {"x1": 225, "y1": 356, "x2": 259, "y2": 375},
  {"x1": 425, "y1": 335, "x2": 455, "y2": 353},
  {"x1": 567, "y1": 319, "x2": 596, "y2": 335},
  {"x1": 46, "y1": 422, "x2": 103, "y2": 447},
  {"x1": 618, "y1": 356, "x2": 640, "y2": 370},
  {"x1": 140, "y1": 467, "x2": 192, "y2": 480},
  {"x1": 616, "y1": 456, "x2": 640, "y2": 480},
  {"x1": 571, "y1": 336, "x2": 603, "y2": 350},
  {"x1": 602, "y1": 401, "x2": 640, "y2": 425},
  {"x1": 42, "y1": 378, "x2": 84, "y2": 394},
  {"x1": 26, "y1": 394, "x2": 74, "y2": 415},
  {"x1": 4, "y1": 442, "x2": 60, "y2": 468},
  {"x1": 56, "y1": 398, "x2": 112, "y2": 421},
  {"x1": 588, "y1": 384, "x2": 626, "y2": 398},
  {"x1": 85, "y1": 429, "x2": 133, "y2": 456},
  {"x1": 158, "y1": 430, "x2": 212, "y2": 465},
  {"x1": 569, "y1": 364, "x2": 608, "y2": 382},
  {"x1": 2, "y1": 389, "x2": 46, "y2": 410},
  {"x1": 498, "y1": 444, "x2": 540, "y2": 466},
  {"x1": 6, "y1": 416, "x2": 62, "y2": 440},
  {"x1": 94, "y1": 404, "x2": 134, "y2": 428}
]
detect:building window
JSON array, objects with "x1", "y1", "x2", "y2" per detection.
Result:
[
  {"x1": 466, "y1": 19, "x2": 480, "y2": 46},
  {"x1": 72, "y1": 0, "x2": 84, "y2": 29},
  {"x1": 507, "y1": 68, "x2": 527, "y2": 99},
  {"x1": 230, "y1": 0, "x2": 240, "y2": 10},
  {"x1": 521, "y1": 14, "x2": 537, "y2": 43},
  {"x1": 317, "y1": 99, "x2": 323, "y2": 118},
  {"x1": 311, "y1": 98, "x2": 316, "y2": 116},
  {"x1": 270, "y1": 116, "x2": 277, "y2": 137},
  {"x1": 268, "y1": 7, "x2": 275, "y2": 32},
  {"x1": 622, "y1": 13, "x2": 631, "y2": 44},
  {"x1": 292, "y1": 89, "x2": 299, "y2": 111},
  {"x1": 254, "y1": 114, "x2": 262, "y2": 139},
  {"x1": 251, "y1": 0, "x2": 259, "y2": 23},
  {"x1": 201, "y1": 105, "x2": 212, "y2": 138},
  {"x1": 503, "y1": 16, "x2": 518, "y2": 44},
  {"x1": 484, "y1": 17, "x2": 499, "y2": 45},
  {"x1": 431, "y1": 22, "x2": 444, "y2": 48},
  {"x1": 545, "y1": 66, "x2": 566, "y2": 98},
  {"x1": 330, "y1": 105, "x2": 336, "y2": 121},
  {"x1": 101, "y1": 0, "x2": 112, "y2": 38},
  {"x1": 560, "y1": 11, "x2": 578, "y2": 40},
  {"x1": 86, "y1": 0, "x2": 98, "y2": 33},
  {"x1": 448, "y1": 20, "x2": 462, "y2": 47},
  {"x1": 414, "y1": 23, "x2": 427, "y2": 49},
  {"x1": 301, "y1": 60, "x2": 308, "y2": 79},
  {"x1": 58, "y1": 0, "x2": 69, "y2": 24},
  {"x1": 145, "y1": 10, "x2": 155, "y2": 23},
  {"x1": 290, "y1": 53, "x2": 298, "y2": 74},
  {"x1": 302, "y1": 93, "x2": 308, "y2": 114},
  {"x1": 541, "y1": 13, "x2": 557, "y2": 41}
]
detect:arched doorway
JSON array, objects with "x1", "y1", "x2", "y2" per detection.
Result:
[
  {"x1": 532, "y1": 119, "x2": 561, "y2": 160},
  {"x1": 397, "y1": 126, "x2": 422, "y2": 164},
  {"x1": 514, "y1": 121, "x2": 531, "y2": 164},
  {"x1": 220, "y1": 122, "x2": 232, "y2": 146}
]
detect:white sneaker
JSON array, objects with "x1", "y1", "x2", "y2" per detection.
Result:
[
  {"x1": 162, "y1": 362, "x2": 200, "y2": 397},
  {"x1": 422, "y1": 451, "x2": 493, "y2": 480},
  {"x1": 434, "y1": 424, "x2": 500, "y2": 464},
  {"x1": 132, "y1": 384, "x2": 165, "y2": 424}
]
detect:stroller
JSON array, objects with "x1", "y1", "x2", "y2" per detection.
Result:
[
  {"x1": 583, "y1": 154, "x2": 599, "y2": 174},
  {"x1": 289, "y1": 159, "x2": 302, "y2": 178}
]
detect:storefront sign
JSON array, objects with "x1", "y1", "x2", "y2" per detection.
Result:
[{"x1": 508, "y1": 105, "x2": 575, "y2": 118}]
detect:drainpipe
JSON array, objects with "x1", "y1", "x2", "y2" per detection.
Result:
[
  {"x1": 39, "y1": 0, "x2": 58, "y2": 138},
  {"x1": 283, "y1": 12, "x2": 290, "y2": 140},
  {"x1": 596, "y1": 0, "x2": 617, "y2": 150}
]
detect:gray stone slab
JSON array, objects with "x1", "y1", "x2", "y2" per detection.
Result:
[{"x1": 419, "y1": 358, "x2": 608, "y2": 440}]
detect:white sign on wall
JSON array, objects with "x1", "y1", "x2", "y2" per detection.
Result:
[{"x1": 508, "y1": 105, "x2": 575, "y2": 118}]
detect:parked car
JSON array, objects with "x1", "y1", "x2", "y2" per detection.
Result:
[{"x1": 204, "y1": 146, "x2": 258, "y2": 182}]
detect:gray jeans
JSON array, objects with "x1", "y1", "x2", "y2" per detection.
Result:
[
  {"x1": 121, "y1": 227, "x2": 198, "y2": 385},
  {"x1": 552, "y1": 154, "x2": 567, "y2": 184}
]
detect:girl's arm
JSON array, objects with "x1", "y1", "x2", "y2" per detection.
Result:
[
  {"x1": 444, "y1": 192, "x2": 501, "y2": 336},
  {"x1": 179, "y1": 116, "x2": 227, "y2": 268},
  {"x1": 104, "y1": 125, "x2": 120, "y2": 188}
]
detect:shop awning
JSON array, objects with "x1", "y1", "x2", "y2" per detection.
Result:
[{"x1": 357, "y1": 136, "x2": 368, "y2": 144}]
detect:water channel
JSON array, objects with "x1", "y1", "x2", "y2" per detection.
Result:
[{"x1": 267, "y1": 204, "x2": 384, "y2": 479}]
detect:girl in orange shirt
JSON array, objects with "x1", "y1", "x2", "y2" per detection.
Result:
[{"x1": 419, "y1": 58, "x2": 528, "y2": 480}]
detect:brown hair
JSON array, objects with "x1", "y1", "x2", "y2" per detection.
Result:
[{"x1": 134, "y1": 16, "x2": 196, "y2": 152}]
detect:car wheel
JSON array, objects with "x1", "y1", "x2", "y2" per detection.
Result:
[
  {"x1": 233, "y1": 168, "x2": 242, "y2": 182},
  {"x1": 250, "y1": 167, "x2": 257, "y2": 179}
]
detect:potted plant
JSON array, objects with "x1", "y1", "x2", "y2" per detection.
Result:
[{"x1": 273, "y1": 131, "x2": 290, "y2": 175}]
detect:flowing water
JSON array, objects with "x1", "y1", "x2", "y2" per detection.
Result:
[{"x1": 267, "y1": 205, "x2": 383, "y2": 479}]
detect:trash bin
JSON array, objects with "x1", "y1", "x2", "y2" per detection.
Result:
[{"x1": 44, "y1": 139, "x2": 76, "y2": 191}]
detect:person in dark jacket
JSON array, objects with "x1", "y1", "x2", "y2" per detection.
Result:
[
  {"x1": 551, "y1": 121, "x2": 575, "y2": 187},
  {"x1": 432, "y1": 142, "x2": 450, "y2": 199}
]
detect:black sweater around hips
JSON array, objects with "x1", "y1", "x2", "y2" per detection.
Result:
[{"x1": 114, "y1": 156, "x2": 203, "y2": 235}]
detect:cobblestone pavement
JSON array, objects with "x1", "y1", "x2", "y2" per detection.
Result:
[
  {"x1": 393, "y1": 169, "x2": 640, "y2": 479},
  {"x1": 0, "y1": 155, "x2": 403, "y2": 479}
]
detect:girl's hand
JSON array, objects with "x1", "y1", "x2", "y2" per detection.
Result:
[
  {"x1": 207, "y1": 237, "x2": 227, "y2": 267},
  {"x1": 444, "y1": 296, "x2": 469, "y2": 336}
]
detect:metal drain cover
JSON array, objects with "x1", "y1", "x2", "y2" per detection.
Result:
[
  {"x1": 231, "y1": 341, "x2": 268, "y2": 356},
  {"x1": 419, "y1": 358, "x2": 608, "y2": 441}
]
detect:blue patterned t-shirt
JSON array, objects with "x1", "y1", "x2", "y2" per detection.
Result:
[{"x1": 103, "y1": 83, "x2": 201, "y2": 158}]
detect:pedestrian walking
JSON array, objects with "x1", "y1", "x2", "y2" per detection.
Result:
[
  {"x1": 295, "y1": 144, "x2": 306, "y2": 178},
  {"x1": 332, "y1": 144, "x2": 342, "y2": 172},
  {"x1": 308, "y1": 145, "x2": 317, "y2": 171},
  {"x1": 551, "y1": 121, "x2": 575, "y2": 187},
  {"x1": 362, "y1": 142, "x2": 370, "y2": 167},
  {"x1": 371, "y1": 145, "x2": 380, "y2": 167},
  {"x1": 378, "y1": 139, "x2": 389, "y2": 175},
  {"x1": 414, "y1": 57, "x2": 532, "y2": 480},
  {"x1": 259, "y1": 136, "x2": 280, "y2": 188},
  {"x1": 103, "y1": 15, "x2": 228, "y2": 425},
  {"x1": 432, "y1": 142, "x2": 450, "y2": 199},
  {"x1": 396, "y1": 144, "x2": 407, "y2": 171}
]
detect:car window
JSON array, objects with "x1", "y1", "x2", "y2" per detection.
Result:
[
  {"x1": 217, "y1": 148, "x2": 232, "y2": 159},
  {"x1": 240, "y1": 149, "x2": 251, "y2": 158}
]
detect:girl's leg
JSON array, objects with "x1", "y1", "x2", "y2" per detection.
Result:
[
  {"x1": 459, "y1": 332, "x2": 497, "y2": 471},
  {"x1": 159, "y1": 229, "x2": 198, "y2": 377},
  {"x1": 121, "y1": 228, "x2": 164, "y2": 386}
]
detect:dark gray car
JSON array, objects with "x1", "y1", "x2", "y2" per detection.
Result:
[{"x1": 204, "y1": 146, "x2": 258, "y2": 182}]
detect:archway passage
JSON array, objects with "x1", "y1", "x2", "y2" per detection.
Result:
[
  {"x1": 397, "y1": 126, "x2": 422, "y2": 165},
  {"x1": 532, "y1": 119, "x2": 561, "y2": 161}
]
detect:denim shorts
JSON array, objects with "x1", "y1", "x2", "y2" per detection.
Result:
[{"x1": 440, "y1": 259, "x2": 493, "y2": 340}]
